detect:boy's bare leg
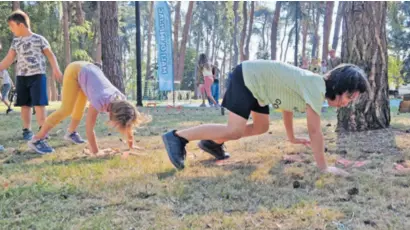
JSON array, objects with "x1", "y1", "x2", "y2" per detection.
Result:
[
  {"x1": 34, "y1": 106, "x2": 47, "y2": 128},
  {"x1": 213, "y1": 111, "x2": 270, "y2": 144},
  {"x1": 21, "y1": 106, "x2": 32, "y2": 129}
]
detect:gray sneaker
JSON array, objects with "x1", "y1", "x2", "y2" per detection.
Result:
[
  {"x1": 64, "y1": 131, "x2": 86, "y2": 144},
  {"x1": 198, "y1": 140, "x2": 230, "y2": 160},
  {"x1": 162, "y1": 130, "x2": 188, "y2": 170}
]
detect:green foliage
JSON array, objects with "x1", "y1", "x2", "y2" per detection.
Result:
[
  {"x1": 388, "y1": 55, "x2": 404, "y2": 88},
  {"x1": 180, "y1": 48, "x2": 197, "y2": 91}
]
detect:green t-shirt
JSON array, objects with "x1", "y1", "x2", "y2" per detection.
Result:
[{"x1": 242, "y1": 60, "x2": 326, "y2": 115}]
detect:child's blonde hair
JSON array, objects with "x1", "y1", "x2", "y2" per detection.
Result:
[{"x1": 108, "y1": 100, "x2": 151, "y2": 134}]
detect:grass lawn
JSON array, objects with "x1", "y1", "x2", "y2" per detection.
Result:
[{"x1": 1, "y1": 102, "x2": 410, "y2": 229}]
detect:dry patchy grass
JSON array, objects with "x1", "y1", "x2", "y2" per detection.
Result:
[{"x1": 1, "y1": 104, "x2": 410, "y2": 229}]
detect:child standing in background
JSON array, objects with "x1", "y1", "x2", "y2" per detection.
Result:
[{"x1": 0, "y1": 10, "x2": 63, "y2": 140}]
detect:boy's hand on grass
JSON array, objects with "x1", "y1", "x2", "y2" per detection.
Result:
[
  {"x1": 323, "y1": 166, "x2": 350, "y2": 177},
  {"x1": 289, "y1": 137, "x2": 311, "y2": 147},
  {"x1": 53, "y1": 68, "x2": 63, "y2": 83}
]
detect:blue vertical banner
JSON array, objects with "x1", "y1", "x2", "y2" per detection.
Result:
[{"x1": 155, "y1": 1, "x2": 174, "y2": 91}]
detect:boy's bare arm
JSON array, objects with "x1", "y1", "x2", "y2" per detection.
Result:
[
  {"x1": 0, "y1": 49, "x2": 17, "y2": 71},
  {"x1": 283, "y1": 110, "x2": 310, "y2": 145},
  {"x1": 43, "y1": 48, "x2": 63, "y2": 82},
  {"x1": 306, "y1": 105, "x2": 326, "y2": 170}
]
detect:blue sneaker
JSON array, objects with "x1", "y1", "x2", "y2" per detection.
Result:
[
  {"x1": 0, "y1": 145, "x2": 4, "y2": 152},
  {"x1": 64, "y1": 131, "x2": 86, "y2": 144},
  {"x1": 162, "y1": 130, "x2": 188, "y2": 170},
  {"x1": 22, "y1": 129, "x2": 33, "y2": 141},
  {"x1": 28, "y1": 139, "x2": 54, "y2": 154}
]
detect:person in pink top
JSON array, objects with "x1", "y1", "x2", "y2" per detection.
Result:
[
  {"x1": 198, "y1": 53, "x2": 218, "y2": 106},
  {"x1": 28, "y1": 61, "x2": 149, "y2": 155}
]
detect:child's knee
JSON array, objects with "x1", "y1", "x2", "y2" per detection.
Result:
[
  {"x1": 227, "y1": 127, "x2": 244, "y2": 140},
  {"x1": 256, "y1": 125, "x2": 269, "y2": 135}
]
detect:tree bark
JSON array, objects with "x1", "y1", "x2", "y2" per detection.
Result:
[
  {"x1": 261, "y1": 14, "x2": 267, "y2": 50},
  {"x1": 311, "y1": 4, "x2": 321, "y2": 58},
  {"x1": 100, "y1": 2, "x2": 124, "y2": 93},
  {"x1": 176, "y1": 1, "x2": 194, "y2": 83},
  {"x1": 244, "y1": 1, "x2": 254, "y2": 61},
  {"x1": 301, "y1": 2, "x2": 309, "y2": 59},
  {"x1": 322, "y1": 1, "x2": 335, "y2": 62},
  {"x1": 337, "y1": 2, "x2": 389, "y2": 131},
  {"x1": 143, "y1": 1, "x2": 154, "y2": 98},
  {"x1": 12, "y1": 1, "x2": 20, "y2": 10},
  {"x1": 173, "y1": 1, "x2": 181, "y2": 82},
  {"x1": 332, "y1": 1, "x2": 345, "y2": 50},
  {"x1": 75, "y1": 1, "x2": 85, "y2": 50},
  {"x1": 62, "y1": 2, "x2": 71, "y2": 67},
  {"x1": 280, "y1": 13, "x2": 289, "y2": 61},
  {"x1": 232, "y1": 1, "x2": 239, "y2": 66},
  {"x1": 271, "y1": 1, "x2": 281, "y2": 60},
  {"x1": 240, "y1": 2, "x2": 247, "y2": 62},
  {"x1": 284, "y1": 25, "x2": 295, "y2": 62},
  {"x1": 92, "y1": 2, "x2": 101, "y2": 63}
]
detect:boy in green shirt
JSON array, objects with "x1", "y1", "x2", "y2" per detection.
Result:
[{"x1": 162, "y1": 60, "x2": 369, "y2": 176}]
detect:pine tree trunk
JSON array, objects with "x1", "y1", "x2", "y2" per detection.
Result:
[
  {"x1": 284, "y1": 25, "x2": 295, "y2": 62},
  {"x1": 332, "y1": 1, "x2": 345, "y2": 50},
  {"x1": 232, "y1": 2, "x2": 239, "y2": 66},
  {"x1": 100, "y1": 2, "x2": 124, "y2": 93},
  {"x1": 12, "y1": 1, "x2": 20, "y2": 10},
  {"x1": 244, "y1": 1, "x2": 254, "y2": 61},
  {"x1": 176, "y1": 2, "x2": 194, "y2": 83},
  {"x1": 75, "y1": 1, "x2": 85, "y2": 50},
  {"x1": 337, "y1": 2, "x2": 389, "y2": 131},
  {"x1": 271, "y1": 1, "x2": 281, "y2": 60},
  {"x1": 311, "y1": 4, "x2": 321, "y2": 58},
  {"x1": 240, "y1": 2, "x2": 247, "y2": 62},
  {"x1": 92, "y1": 2, "x2": 101, "y2": 63},
  {"x1": 280, "y1": 14, "x2": 289, "y2": 61},
  {"x1": 261, "y1": 15, "x2": 267, "y2": 50},
  {"x1": 301, "y1": 2, "x2": 309, "y2": 59},
  {"x1": 194, "y1": 35, "x2": 200, "y2": 98},
  {"x1": 265, "y1": 18, "x2": 271, "y2": 51},
  {"x1": 62, "y1": 2, "x2": 71, "y2": 67},
  {"x1": 49, "y1": 72, "x2": 57, "y2": 101},
  {"x1": 229, "y1": 38, "x2": 233, "y2": 71},
  {"x1": 173, "y1": 2, "x2": 181, "y2": 82},
  {"x1": 322, "y1": 1, "x2": 334, "y2": 62},
  {"x1": 143, "y1": 1, "x2": 154, "y2": 98}
]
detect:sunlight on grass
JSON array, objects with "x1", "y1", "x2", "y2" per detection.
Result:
[{"x1": 2, "y1": 107, "x2": 410, "y2": 228}]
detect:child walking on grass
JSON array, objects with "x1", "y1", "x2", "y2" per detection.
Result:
[
  {"x1": 162, "y1": 60, "x2": 369, "y2": 176},
  {"x1": 28, "y1": 61, "x2": 149, "y2": 155},
  {"x1": 0, "y1": 10, "x2": 63, "y2": 140},
  {"x1": 198, "y1": 53, "x2": 218, "y2": 107}
]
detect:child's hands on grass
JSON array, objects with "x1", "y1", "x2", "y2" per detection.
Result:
[
  {"x1": 289, "y1": 137, "x2": 311, "y2": 147},
  {"x1": 324, "y1": 166, "x2": 350, "y2": 177}
]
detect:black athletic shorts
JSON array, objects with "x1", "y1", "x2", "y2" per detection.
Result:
[{"x1": 221, "y1": 64, "x2": 269, "y2": 119}]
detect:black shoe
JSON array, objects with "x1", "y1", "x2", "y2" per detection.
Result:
[
  {"x1": 162, "y1": 130, "x2": 188, "y2": 169},
  {"x1": 6, "y1": 108, "x2": 13, "y2": 114},
  {"x1": 198, "y1": 140, "x2": 230, "y2": 160}
]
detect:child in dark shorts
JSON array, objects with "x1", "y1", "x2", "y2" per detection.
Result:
[{"x1": 162, "y1": 60, "x2": 369, "y2": 176}]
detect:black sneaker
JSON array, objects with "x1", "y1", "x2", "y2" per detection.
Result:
[
  {"x1": 198, "y1": 140, "x2": 230, "y2": 160},
  {"x1": 162, "y1": 130, "x2": 188, "y2": 170},
  {"x1": 6, "y1": 108, "x2": 13, "y2": 114}
]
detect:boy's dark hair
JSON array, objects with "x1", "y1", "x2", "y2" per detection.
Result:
[
  {"x1": 324, "y1": 64, "x2": 370, "y2": 100},
  {"x1": 7, "y1": 10, "x2": 30, "y2": 28}
]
